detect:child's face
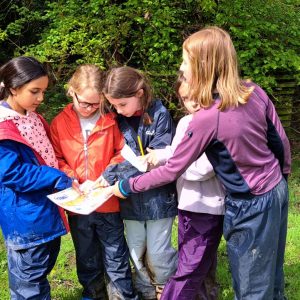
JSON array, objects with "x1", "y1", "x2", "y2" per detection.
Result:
[
  {"x1": 9, "y1": 76, "x2": 49, "y2": 115},
  {"x1": 179, "y1": 50, "x2": 192, "y2": 84},
  {"x1": 72, "y1": 89, "x2": 101, "y2": 119},
  {"x1": 179, "y1": 82, "x2": 199, "y2": 114},
  {"x1": 105, "y1": 89, "x2": 143, "y2": 117}
]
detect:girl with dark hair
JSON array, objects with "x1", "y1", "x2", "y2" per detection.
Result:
[
  {"x1": 101, "y1": 66, "x2": 178, "y2": 300},
  {"x1": 0, "y1": 56, "x2": 73, "y2": 299}
]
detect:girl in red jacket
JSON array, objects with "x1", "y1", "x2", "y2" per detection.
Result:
[{"x1": 50, "y1": 65, "x2": 138, "y2": 300}]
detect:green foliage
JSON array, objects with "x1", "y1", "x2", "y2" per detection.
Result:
[
  {"x1": 215, "y1": 0, "x2": 300, "y2": 93},
  {"x1": 0, "y1": 1, "x2": 47, "y2": 62},
  {"x1": 0, "y1": 1, "x2": 299, "y2": 122}
]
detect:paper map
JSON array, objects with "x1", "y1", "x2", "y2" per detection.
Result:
[
  {"x1": 121, "y1": 144, "x2": 147, "y2": 172},
  {"x1": 47, "y1": 181, "x2": 113, "y2": 215}
]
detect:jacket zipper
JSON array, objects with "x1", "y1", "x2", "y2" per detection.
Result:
[{"x1": 84, "y1": 142, "x2": 88, "y2": 180}]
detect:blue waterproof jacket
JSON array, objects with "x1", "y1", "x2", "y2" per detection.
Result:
[
  {"x1": 103, "y1": 100, "x2": 177, "y2": 220},
  {"x1": 0, "y1": 116, "x2": 72, "y2": 250}
]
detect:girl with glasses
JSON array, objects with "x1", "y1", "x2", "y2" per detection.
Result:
[{"x1": 50, "y1": 64, "x2": 138, "y2": 300}]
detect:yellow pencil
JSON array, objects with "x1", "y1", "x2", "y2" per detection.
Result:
[{"x1": 137, "y1": 135, "x2": 145, "y2": 156}]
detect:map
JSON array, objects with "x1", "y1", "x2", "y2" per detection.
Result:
[{"x1": 47, "y1": 181, "x2": 113, "y2": 215}]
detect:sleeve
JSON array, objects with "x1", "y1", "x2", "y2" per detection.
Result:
[
  {"x1": 156, "y1": 115, "x2": 215, "y2": 182},
  {"x1": 0, "y1": 140, "x2": 72, "y2": 192},
  {"x1": 103, "y1": 107, "x2": 175, "y2": 185},
  {"x1": 153, "y1": 116, "x2": 189, "y2": 164},
  {"x1": 107, "y1": 123, "x2": 125, "y2": 166},
  {"x1": 50, "y1": 118, "x2": 77, "y2": 178},
  {"x1": 261, "y1": 90, "x2": 291, "y2": 176},
  {"x1": 120, "y1": 110, "x2": 216, "y2": 195},
  {"x1": 181, "y1": 153, "x2": 215, "y2": 181},
  {"x1": 148, "y1": 109, "x2": 175, "y2": 149}
]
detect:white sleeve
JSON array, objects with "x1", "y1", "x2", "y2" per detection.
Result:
[
  {"x1": 155, "y1": 116, "x2": 191, "y2": 165},
  {"x1": 182, "y1": 153, "x2": 215, "y2": 181}
]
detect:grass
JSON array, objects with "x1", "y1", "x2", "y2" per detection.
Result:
[{"x1": 0, "y1": 159, "x2": 299, "y2": 299}]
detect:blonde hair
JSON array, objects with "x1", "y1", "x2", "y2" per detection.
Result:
[
  {"x1": 67, "y1": 64, "x2": 107, "y2": 115},
  {"x1": 183, "y1": 26, "x2": 253, "y2": 110},
  {"x1": 103, "y1": 66, "x2": 153, "y2": 124}
]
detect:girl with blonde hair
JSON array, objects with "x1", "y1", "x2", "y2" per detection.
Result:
[
  {"x1": 112, "y1": 27, "x2": 291, "y2": 300},
  {"x1": 50, "y1": 64, "x2": 138, "y2": 300}
]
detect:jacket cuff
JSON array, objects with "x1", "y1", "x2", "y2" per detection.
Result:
[
  {"x1": 118, "y1": 179, "x2": 132, "y2": 197},
  {"x1": 55, "y1": 175, "x2": 73, "y2": 190}
]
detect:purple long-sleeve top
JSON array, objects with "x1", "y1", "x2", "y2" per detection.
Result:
[{"x1": 119, "y1": 83, "x2": 291, "y2": 197}]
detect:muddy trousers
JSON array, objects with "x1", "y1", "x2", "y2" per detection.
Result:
[
  {"x1": 7, "y1": 237, "x2": 61, "y2": 300},
  {"x1": 224, "y1": 178, "x2": 288, "y2": 300},
  {"x1": 124, "y1": 218, "x2": 177, "y2": 300},
  {"x1": 160, "y1": 211, "x2": 223, "y2": 300}
]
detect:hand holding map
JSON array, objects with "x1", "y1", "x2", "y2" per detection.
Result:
[{"x1": 47, "y1": 180, "x2": 113, "y2": 215}]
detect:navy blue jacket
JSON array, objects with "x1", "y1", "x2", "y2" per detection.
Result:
[{"x1": 103, "y1": 100, "x2": 177, "y2": 220}]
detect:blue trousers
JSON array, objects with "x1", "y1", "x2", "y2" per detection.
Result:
[
  {"x1": 68, "y1": 212, "x2": 138, "y2": 300},
  {"x1": 7, "y1": 237, "x2": 61, "y2": 300},
  {"x1": 224, "y1": 178, "x2": 288, "y2": 300}
]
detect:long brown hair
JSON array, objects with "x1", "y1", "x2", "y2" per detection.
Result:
[
  {"x1": 103, "y1": 66, "x2": 153, "y2": 124},
  {"x1": 66, "y1": 64, "x2": 107, "y2": 115},
  {"x1": 183, "y1": 26, "x2": 253, "y2": 110}
]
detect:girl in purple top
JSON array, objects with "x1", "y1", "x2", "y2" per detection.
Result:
[{"x1": 112, "y1": 26, "x2": 291, "y2": 300}]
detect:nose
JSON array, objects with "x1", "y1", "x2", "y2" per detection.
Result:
[
  {"x1": 116, "y1": 107, "x2": 123, "y2": 114},
  {"x1": 179, "y1": 62, "x2": 184, "y2": 72},
  {"x1": 37, "y1": 92, "x2": 44, "y2": 103}
]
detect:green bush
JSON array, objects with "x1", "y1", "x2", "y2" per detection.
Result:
[{"x1": 0, "y1": 1, "x2": 299, "y2": 121}]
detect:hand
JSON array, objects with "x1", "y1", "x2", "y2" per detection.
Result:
[
  {"x1": 112, "y1": 182, "x2": 127, "y2": 199},
  {"x1": 96, "y1": 175, "x2": 110, "y2": 187},
  {"x1": 145, "y1": 147, "x2": 159, "y2": 167},
  {"x1": 72, "y1": 179, "x2": 82, "y2": 195}
]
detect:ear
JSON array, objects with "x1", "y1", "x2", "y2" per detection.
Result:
[
  {"x1": 136, "y1": 89, "x2": 144, "y2": 98},
  {"x1": 68, "y1": 88, "x2": 75, "y2": 97},
  {"x1": 9, "y1": 88, "x2": 17, "y2": 95}
]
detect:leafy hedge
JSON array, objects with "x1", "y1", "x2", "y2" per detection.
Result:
[{"x1": 0, "y1": 0, "x2": 299, "y2": 121}]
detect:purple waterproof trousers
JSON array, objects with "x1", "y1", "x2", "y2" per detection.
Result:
[{"x1": 161, "y1": 210, "x2": 223, "y2": 300}]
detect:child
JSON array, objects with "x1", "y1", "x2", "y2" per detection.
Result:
[
  {"x1": 101, "y1": 66, "x2": 178, "y2": 300},
  {"x1": 0, "y1": 56, "x2": 73, "y2": 299},
  {"x1": 50, "y1": 65, "x2": 138, "y2": 300},
  {"x1": 145, "y1": 74, "x2": 225, "y2": 300},
  {"x1": 113, "y1": 27, "x2": 291, "y2": 300}
]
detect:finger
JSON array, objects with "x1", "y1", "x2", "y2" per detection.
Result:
[
  {"x1": 72, "y1": 179, "x2": 83, "y2": 195},
  {"x1": 146, "y1": 147, "x2": 153, "y2": 153}
]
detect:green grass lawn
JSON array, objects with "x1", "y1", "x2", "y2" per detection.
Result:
[{"x1": 0, "y1": 160, "x2": 299, "y2": 299}]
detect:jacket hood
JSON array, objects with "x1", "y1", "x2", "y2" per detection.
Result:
[{"x1": 0, "y1": 102, "x2": 22, "y2": 123}]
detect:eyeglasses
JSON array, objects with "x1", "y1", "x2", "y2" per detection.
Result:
[{"x1": 74, "y1": 92, "x2": 100, "y2": 109}]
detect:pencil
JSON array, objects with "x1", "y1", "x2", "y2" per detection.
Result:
[{"x1": 137, "y1": 135, "x2": 145, "y2": 156}]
